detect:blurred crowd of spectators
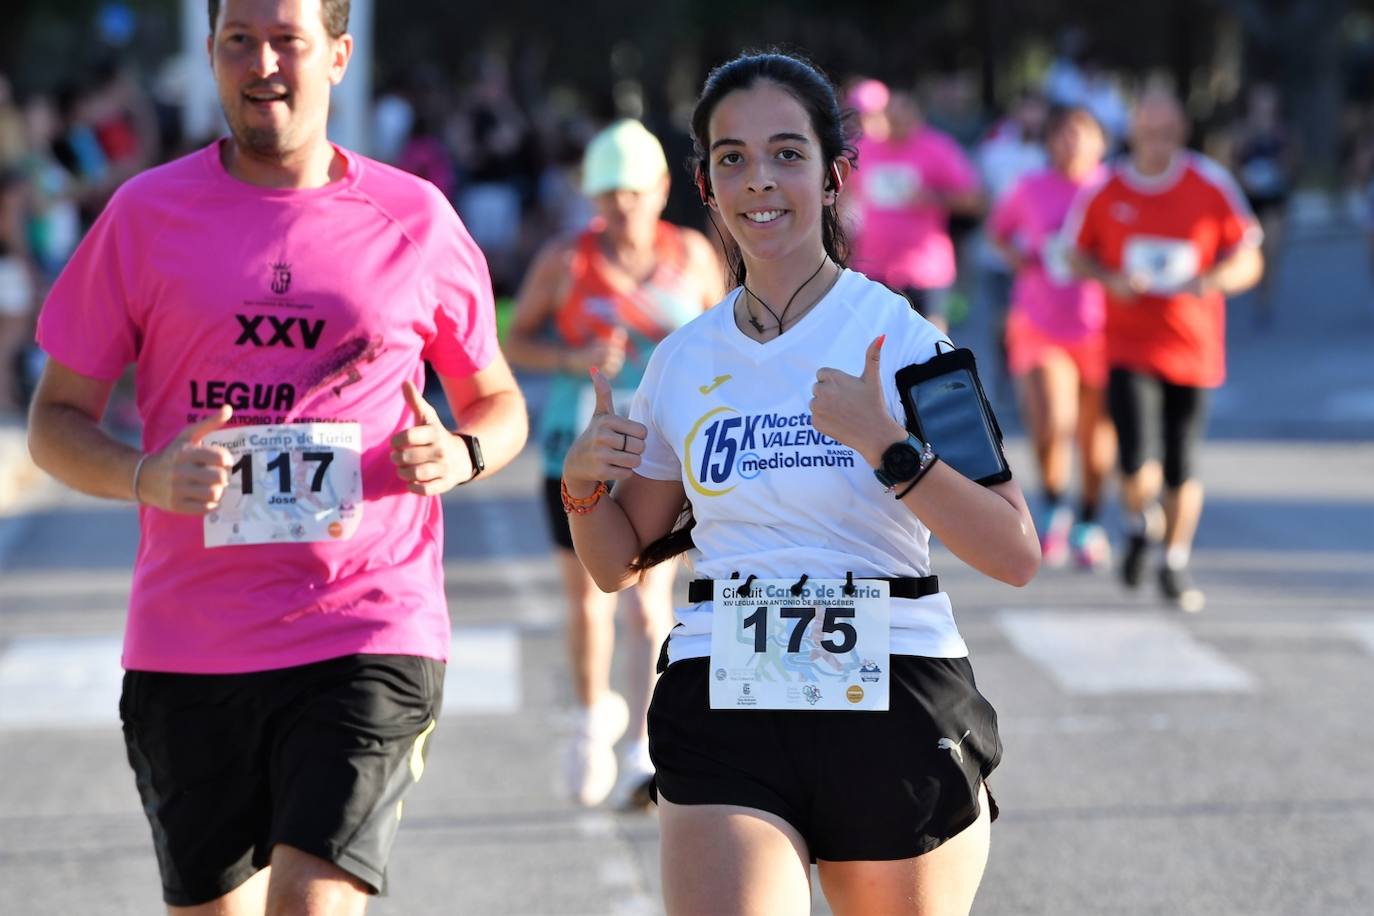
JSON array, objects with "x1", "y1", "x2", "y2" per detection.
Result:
[{"x1": 5, "y1": 40, "x2": 1374, "y2": 419}]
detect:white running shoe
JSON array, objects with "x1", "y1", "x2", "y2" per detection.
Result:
[
  {"x1": 562, "y1": 691, "x2": 629, "y2": 806},
  {"x1": 610, "y1": 739, "x2": 655, "y2": 810}
]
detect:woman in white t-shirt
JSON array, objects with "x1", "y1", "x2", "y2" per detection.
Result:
[{"x1": 561, "y1": 51, "x2": 1041, "y2": 916}]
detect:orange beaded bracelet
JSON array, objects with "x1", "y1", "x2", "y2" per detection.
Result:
[{"x1": 561, "y1": 478, "x2": 608, "y2": 515}]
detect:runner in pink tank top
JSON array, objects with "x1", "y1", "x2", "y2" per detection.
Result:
[{"x1": 989, "y1": 105, "x2": 1115, "y2": 570}]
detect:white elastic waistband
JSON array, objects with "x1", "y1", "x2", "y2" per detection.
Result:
[{"x1": 664, "y1": 593, "x2": 969, "y2": 664}]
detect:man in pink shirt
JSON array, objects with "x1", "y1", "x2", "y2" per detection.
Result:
[
  {"x1": 849, "y1": 85, "x2": 983, "y2": 331},
  {"x1": 26, "y1": 1, "x2": 528, "y2": 911}
]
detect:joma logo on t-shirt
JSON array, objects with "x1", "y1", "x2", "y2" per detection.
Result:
[{"x1": 236, "y1": 315, "x2": 326, "y2": 349}]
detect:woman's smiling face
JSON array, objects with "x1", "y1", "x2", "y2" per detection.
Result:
[{"x1": 705, "y1": 81, "x2": 830, "y2": 269}]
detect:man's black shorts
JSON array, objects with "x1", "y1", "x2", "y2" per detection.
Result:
[
  {"x1": 648, "y1": 654, "x2": 1000, "y2": 861},
  {"x1": 119, "y1": 653, "x2": 444, "y2": 907}
]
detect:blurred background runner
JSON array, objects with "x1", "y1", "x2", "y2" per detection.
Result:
[{"x1": 504, "y1": 119, "x2": 721, "y2": 807}]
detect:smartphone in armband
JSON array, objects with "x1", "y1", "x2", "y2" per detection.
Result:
[{"x1": 895, "y1": 344, "x2": 1012, "y2": 486}]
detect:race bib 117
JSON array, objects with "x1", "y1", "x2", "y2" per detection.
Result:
[{"x1": 201, "y1": 422, "x2": 363, "y2": 548}]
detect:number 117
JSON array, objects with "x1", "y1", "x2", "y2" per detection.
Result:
[{"x1": 229, "y1": 451, "x2": 334, "y2": 495}]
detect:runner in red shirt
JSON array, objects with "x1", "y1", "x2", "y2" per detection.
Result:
[{"x1": 1065, "y1": 89, "x2": 1263, "y2": 611}]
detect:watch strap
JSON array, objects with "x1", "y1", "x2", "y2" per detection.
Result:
[{"x1": 456, "y1": 432, "x2": 484, "y2": 482}]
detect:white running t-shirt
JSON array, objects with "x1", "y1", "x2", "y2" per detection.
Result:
[{"x1": 630, "y1": 269, "x2": 970, "y2": 662}]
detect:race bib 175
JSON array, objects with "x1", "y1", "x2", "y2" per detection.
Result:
[{"x1": 709, "y1": 579, "x2": 890, "y2": 711}]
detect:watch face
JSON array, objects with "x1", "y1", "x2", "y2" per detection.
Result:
[{"x1": 882, "y1": 442, "x2": 922, "y2": 481}]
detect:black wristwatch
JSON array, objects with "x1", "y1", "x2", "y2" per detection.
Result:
[
  {"x1": 456, "y1": 432, "x2": 484, "y2": 483},
  {"x1": 873, "y1": 434, "x2": 934, "y2": 491}
]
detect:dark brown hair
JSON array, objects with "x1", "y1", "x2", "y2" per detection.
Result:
[
  {"x1": 689, "y1": 50, "x2": 858, "y2": 289},
  {"x1": 208, "y1": 0, "x2": 350, "y2": 39},
  {"x1": 633, "y1": 50, "x2": 857, "y2": 573}
]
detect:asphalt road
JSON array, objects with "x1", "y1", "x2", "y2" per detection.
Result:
[{"x1": 1, "y1": 230, "x2": 1371, "y2": 915}]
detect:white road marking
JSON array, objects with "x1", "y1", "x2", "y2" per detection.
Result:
[
  {"x1": 443, "y1": 627, "x2": 521, "y2": 716},
  {"x1": 998, "y1": 610, "x2": 1256, "y2": 694},
  {"x1": 0, "y1": 626, "x2": 522, "y2": 729},
  {"x1": 0, "y1": 634, "x2": 123, "y2": 729},
  {"x1": 598, "y1": 858, "x2": 639, "y2": 887},
  {"x1": 583, "y1": 815, "x2": 658, "y2": 915},
  {"x1": 1349, "y1": 621, "x2": 1374, "y2": 656},
  {"x1": 465, "y1": 502, "x2": 564, "y2": 626},
  {"x1": 575, "y1": 813, "x2": 616, "y2": 839}
]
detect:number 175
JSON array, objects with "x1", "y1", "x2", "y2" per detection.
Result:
[{"x1": 741, "y1": 606, "x2": 857, "y2": 654}]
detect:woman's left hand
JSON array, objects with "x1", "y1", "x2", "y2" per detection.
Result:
[{"x1": 810, "y1": 335, "x2": 908, "y2": 467}]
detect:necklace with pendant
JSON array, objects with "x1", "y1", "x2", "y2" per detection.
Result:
[{"x1": 744, "y1": 256, "x2": 830, "y2": 335}]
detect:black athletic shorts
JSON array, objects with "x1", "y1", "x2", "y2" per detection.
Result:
[
  {"x1": 542, "y1": 475, "x2": 575, "y2": 550},
  {"x1": 648, "y1": 654, "x2": 1001, "y2": 861},
  {"x1": 1107, "y1": 368, "x2": 1210, "y2": 487},
  {"x1": 120, "y1": 654, "x2": 444, "y2": 907}
]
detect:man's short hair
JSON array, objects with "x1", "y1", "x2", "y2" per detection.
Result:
[{"x1": 208, "y1": 0, "x2": 350, "y2": 39}]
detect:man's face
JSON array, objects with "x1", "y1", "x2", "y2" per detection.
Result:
[
  {"x1": 1130, "y1": 98, "x2": 1185, "y2": 172},
  {"x1": 209, "y1": 0, "x2": 351, "y2": 159}
]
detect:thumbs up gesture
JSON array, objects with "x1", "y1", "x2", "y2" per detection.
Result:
[
  {"x1": 138, "y1": 404, "x2": 236, "y2": 514},
  {"x1": 390, "y1": 379, "x2": 471, "y2": 495},
  {"x1": 810, "y1": 335, "x2": 908, "y2": 465},
  {"x1": 562, "y1": 367, "x2": 648, "y2": 489}
]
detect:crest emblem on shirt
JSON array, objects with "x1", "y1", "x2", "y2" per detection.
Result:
[{"x1": 270, "y1": 260, "x2": 292, "y2": 295}]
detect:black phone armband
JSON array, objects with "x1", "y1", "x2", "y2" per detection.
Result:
[{"x1": 895, "y1": 343, "x2": 1012, "y2": 486}]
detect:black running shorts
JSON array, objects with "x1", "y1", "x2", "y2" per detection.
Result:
[
  {"x1": 1107, "y1": 368, "x2": 1210, "y2": 487},
  {"x1": 119, "y1": 653, "x2": 444, "y2": 907},
  {"x1": 543, "y1": 475, "x2": 575, "y2": 550},
  {"x1": 648, "y1": 654, "x2": 1001, "y2": 861}
]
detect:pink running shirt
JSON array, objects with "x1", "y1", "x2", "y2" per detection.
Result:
[
  {"x1": 36, "y1": 141, "x2": 498, "y2": 673},
  {"x1": 851, "y1": 127, "x2": 979, "y2": 290},
  {"x1": 989, "y1": 167, "x2": 1106, "y2": 341}
]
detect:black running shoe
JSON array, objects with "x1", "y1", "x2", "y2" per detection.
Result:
[
  {"x1": 1121, "y1": 533, "x2": 1150, "y2": 588},
  {"x1": 1158, "y1": 565, "x2": 1205, "y2": 613}
]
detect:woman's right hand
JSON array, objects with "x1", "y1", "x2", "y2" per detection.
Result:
[{"x1": 562, "y1": 367, "x2": 646, "y2": 491}]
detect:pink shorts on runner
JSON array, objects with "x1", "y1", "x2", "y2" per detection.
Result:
[{"x1": 1004, "y1": 309, "x2": 1107, "y2": 388}]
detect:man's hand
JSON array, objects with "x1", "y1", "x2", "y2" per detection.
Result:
[
  {"x1": 139, "y1": 405, "x2": 236, "y2": 514},
  {"x1": 391, "y1": 380, "x2": 472, "y2": 495},
  {"x1": 1103, "y1": 271, "x2": 1150, "y2": 301}
]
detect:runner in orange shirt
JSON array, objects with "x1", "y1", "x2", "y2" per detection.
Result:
[
  {"x1": 506, "y1": 120, "x2": 722, "y2": 807},
  {"x1": 1064, "y1": 90, "x2": 1263, "y2": 611}
]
